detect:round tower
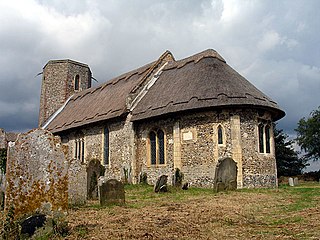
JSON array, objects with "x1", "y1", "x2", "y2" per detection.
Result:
[{"x1": 38, "y1": 59, "x2": 92, "y2": 127}]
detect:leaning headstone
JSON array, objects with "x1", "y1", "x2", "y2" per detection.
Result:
[
  {"x1": 87, "y1": 159, "x2": 105, "y2": 200},
  {"x1": 154, "y1": 175, "x2": 168, "y2": 193},
  {"x1": 5, "y1": 129, "x2": 68, "y2": 220},
  {"x1": 68, "y1": 158, "x2": 87, "y2": 206},
  {"x1": 288, "y1": 177, "x2": 294, "y2": 186},
  {"x1": 293, "y1": 177, "x2": 299, "y2": 186},
  {"x1": 99, "y1": 179, "x2": 125, "y2": 206}
]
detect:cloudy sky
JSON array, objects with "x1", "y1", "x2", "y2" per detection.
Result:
[{"x1": 0, "y1": 1, "x2": 319, "y2": 136}]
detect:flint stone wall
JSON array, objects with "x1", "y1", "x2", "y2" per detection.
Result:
[
  {"x1": 5, "y1": 129, "x2": 68, "y2": 219},
  {"x1": 135, "y1": 109, "x2": 277, "y2": 188},
  {"x1": 62, "y1": 115, "x2": 135, "y2": 184}
]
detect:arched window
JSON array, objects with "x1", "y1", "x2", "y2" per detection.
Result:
[
  {"x1": 74, "y1": 74, "x2": 80, "y2": 90},
  {"x1": 149, "y1": 129, "x2": 165, "y2": 165},
  {"x1": 149, "y1": 131, "x2": 156, "y2": 165},
  {"x1": 258, "y1": 123, "x2": 272, "y2": 154},
  {"x1": 158, "y1": 130, "x2": 165, "y2": 164},
  {"x1": 75, "y1": 131, "x2": 85, "y2": 163},
  {"x1": 258, "y1": 124, "x2": 264, "y2": 153},
  {"x1": 265, "y1": 125, "x2": 271, "y2": 153},
  {"x1": 218, "y1": 125, "x2": 223, "y2": 145},
  {"x1": 103, "y1": 127, "x2": 109, "y2": 165}
]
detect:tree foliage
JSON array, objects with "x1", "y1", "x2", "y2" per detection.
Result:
[
  {"x1": 274, "y1": 126, "x2": 307, "y2": 177},
  {"x1": 295, "y1": 106, "x2": 320, "y2": 161}
]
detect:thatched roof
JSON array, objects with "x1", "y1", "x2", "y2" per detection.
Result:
[
  {"x1": 46, "y1": 49, "x2": 284, "y2": 133},
  {"x1": 131, "y1": 49, "x2": 285, "y2": 121}
]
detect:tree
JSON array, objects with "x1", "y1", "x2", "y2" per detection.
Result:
[
  {"x1": 274, "y1": 125, "x2": 307, "y2": 177},
  {"x1": 295, "y1": 106, "x2": 320, "y2": 161}
]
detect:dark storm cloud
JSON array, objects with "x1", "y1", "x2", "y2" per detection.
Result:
[{"x1": 0, "y1": 0, "x2": 319, "y2": 138}]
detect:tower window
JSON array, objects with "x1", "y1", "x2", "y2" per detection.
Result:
[
  {"x1": 218, "y1": 125, "x2": 223, "y2": 145},
  {"x1": 74, "y1": 75, "x2": 80, "y2": 90},
  {"x1": 148, "y1": 129, "x2": 165, "y2": 165}
]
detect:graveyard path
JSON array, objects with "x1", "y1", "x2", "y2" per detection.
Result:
[{"x1": 65, "y1": 186, "x2": 320, "y2": 240}]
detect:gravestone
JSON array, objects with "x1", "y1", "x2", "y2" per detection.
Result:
[
  {"x1": 87, "y1": 159, "x2": 105, "y2": 200},
  {"x1": 5, "y1": 129, "x2": 68, "y2": 220},
  {"x1": 99, "y1": 179, "x2": 125, "y2": 206},
  {"x1": 214, "y1": 158, "x2": 237, "y2": 192},
  {"x1": 293, "y1": 177, "x2": 299, "y2": 186},
  {"x1": 288, "y1": 177, "x2": 294, "y2": 186},
  {"x1": 20, "y1": 214, "x2": 46, "y2": 237},
  {"x1": 182, "y1": 182, "x2": 189, "y2": 190},
  {"x1": 68, "y1": 158, "x2": 87, "y2": 205},
  {"x1": 154, "y1": 175, "x2": 168, "y2": 193}
]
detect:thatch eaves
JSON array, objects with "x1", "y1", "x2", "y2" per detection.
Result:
[{"x1": 131, "y1": 49, "x2": 285, "y2": 121}]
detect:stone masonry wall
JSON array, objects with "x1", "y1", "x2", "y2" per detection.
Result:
[
  {"x1": 240, "y1": 110, "x2": 277, "y2": 188},
  {"x1": 57, "y1": 109, "x2": 277, "y2": 190},
  {"x1": 135, "y1": 109, "x2": 277, "y2": 188},
  {"x1": 39, "y1": 60, "x2": 91, "y2": 127},
  {"x1": 135, "y1": 118, "x2": 175, "y2": 185},
  {"x1": 60, "y1": 115, "x2": 135, "y2": 187}
]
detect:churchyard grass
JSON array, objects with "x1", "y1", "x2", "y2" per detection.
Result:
[{"x1": 1, "y1": 182, "x2": 319, "y2": 239}]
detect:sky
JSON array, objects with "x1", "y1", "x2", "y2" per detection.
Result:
[{"x1": 0, "y1": 0, "x2": 319, "y2": 168}]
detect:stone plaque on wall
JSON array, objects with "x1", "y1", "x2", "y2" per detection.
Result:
[{"x1": 5, "y1": 129, "x2": 68, "y2": 219}]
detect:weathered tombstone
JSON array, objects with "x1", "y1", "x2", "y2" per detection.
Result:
[
  {"x1": 293, "y1": 177, "x2": 299, "y2": 186},
  {"x1": 228, "y1": 180, "x2": 237, "y2": 190},
  {"x1": 214, "y1": 158, "x2": 237, "y2": 192},
  {"x1": 182, "y1": 182, "x2": 189, "y2": 190},
  {"x1": 173, "y1": 168, "x2": 184, "y2": 187},
  {"x1": 139, "y1": 172, "x2": 148, "y2": 184},
  {"x1": 5, "y1": 129, "x2": 68, "y2": 220},
  {"x1": 68, "y1": 158, "x2": 87, "y2": 205},
  {"x1": 216, "y1": 182, "x2": 225, "y2": 192},
  {"x1": 99, "y1": 179, "x2": 125, "y2": 206},
  {"x1": 87, "y1": 159, "x2": 105, "y2": 200},
  {"x1": 154, "y1": 175, "x2": 168, "y2": 193},
  {"x1": 288, "y1": 177, "x2": 294, "y2": 186}
]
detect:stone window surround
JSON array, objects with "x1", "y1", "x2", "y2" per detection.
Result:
[
  {"x1": 74, "y1": 74, "x2": 80, "y2": 91},
  {"x1": 103, "y1": 127, "x2": 110, "y2": 166},
  {"x1": 257, "y1": 122, "x2": 273, "y2": 155},
  {"x1": 74, "y1": 131, "x2": 85, "y2": 163},
  {"x1": 217, "y1": 124, "x2": 226, "y2": 146},
  {"x1": 146, "y1": 128, "x2": 167, "y2": 167}
]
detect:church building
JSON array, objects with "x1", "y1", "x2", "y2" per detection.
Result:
[{"x1": 39, "y1": 49, "x2": 285, "y2": 190}]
